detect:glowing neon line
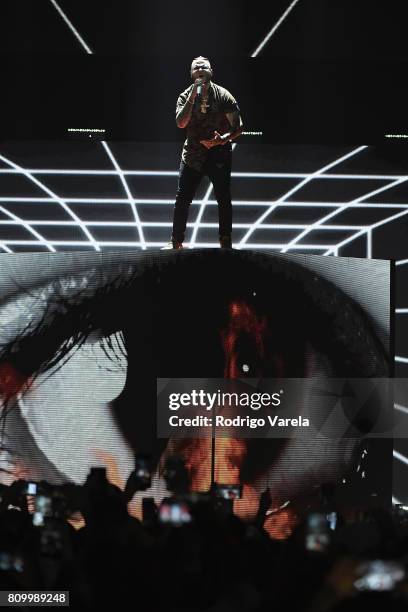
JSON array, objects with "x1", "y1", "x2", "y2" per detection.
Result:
[
  {"x1": 290, "y1": 176, "x2": 408, "y2": 255},
  {"x1": 1, "y1": 197, "x2": 407, "y2": 210},
  {"x1": 251, "y1": 0, "x2": 302, "y2": 57},
  {"x1": 0, "y1": 220, "x2": 366, "y2": 231},
  {"x1": 0, "y1": 205, "x2": 55, "y2": 252},
  {"x1": 239, "y1": 244, "x2": 329, "y2": 250},
  {"x1": 326, "y1": 196, "x2": 408, "y2": 255},
  {"x1": 0, "y1": 168, "x2": 401, "y2": 180},
  {"x1": 190, "y1": 182, "x2": 214, "y2": 246},
  {"x1": 0, "y1": 154, "x2": 100, "y2": 251},
  {"x1": 393, "y1": 450, "x2": 408, "y2": 466},
  {"x1": 101, "y1": 141, "x2": 146, "y2": 249},
  {"x1": 395, "y1": 403, "x2": 408, "y2": 415},
  {"x1": 49, "y1": 0, "x2": 93, "y2": 54},
  {"x1": 0, "y1": 240, "x2": 330, "y2": 250},
  {"x1": 367, "y1": 229, "x2": 372, "y2": 259},
  {"x1": 239, "y1": 146, "x2": 367, "y2": 247}
]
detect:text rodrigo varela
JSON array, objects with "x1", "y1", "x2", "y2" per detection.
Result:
[{"x1": 166, "y1": 389, "x2": 310, "y2": 430}]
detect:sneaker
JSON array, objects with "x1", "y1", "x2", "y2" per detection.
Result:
[
  {"x1": 161, "y1": 240, "x2": 183, "y2": 250},
  {"x1": 219, "y1": 235, "x2": 232, "y2": 249}
]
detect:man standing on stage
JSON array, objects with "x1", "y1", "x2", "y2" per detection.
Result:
[{"x1": 164, "y1": 56, "x2": 243, "y2": 249}]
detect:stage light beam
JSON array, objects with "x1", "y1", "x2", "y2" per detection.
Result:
[
  {"x1": 49, "y1": 0, "x2": 93, "y2": 54},
  {"x1": 251, "y1": 0, "x2": 302, "y2": 57}
]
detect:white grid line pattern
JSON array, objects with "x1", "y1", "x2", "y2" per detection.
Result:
[
  {"x1": 238, "y1": 146, "x2": 367, "y2": 247},
  {"x1": 0, "y1": 153, "x2": 100, "y2": 251},
  {"x1": 1, "y1": 152, "x2": 408, "y2": 250},
  {"x1": 284, "y1": 177, "x2": 408, "y2": 253},
  {"x1": 325, "y1": 195, "x2": 408, "y2": 256},
  {"x1": 101, "y1": 141, "x2": 146, "y2": 249},
  {"x1": 0, "y1": 204, "x2": 55, "y2": 253}
]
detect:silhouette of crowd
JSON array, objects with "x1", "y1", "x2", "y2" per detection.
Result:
[{"x1": 1, "y1": 461, "x2": 408, "y2": 611}]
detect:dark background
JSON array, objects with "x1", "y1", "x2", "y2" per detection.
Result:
[
  {"x1": 2, "y1": 55, "x2": 407, "y2": 142},
  {"x1": 1, "y1": 0, "x2": 407, "y2": 142}
]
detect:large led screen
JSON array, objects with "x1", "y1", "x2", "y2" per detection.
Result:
[{"x1": 0, "y1": 249, "x2": 392, "y2": 537}]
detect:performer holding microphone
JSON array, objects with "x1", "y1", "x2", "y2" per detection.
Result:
[{"x1": 163, "y1": 57, "x2": 243, "y2": 249}]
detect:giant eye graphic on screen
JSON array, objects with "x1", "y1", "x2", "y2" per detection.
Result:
[{"x1": 0, "y1": 250, "x2": 389, "y2": 537}]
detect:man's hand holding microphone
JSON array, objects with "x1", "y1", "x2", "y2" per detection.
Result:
[{"x1": 187, "y1": 77, "x2": 205, "y2": 105}]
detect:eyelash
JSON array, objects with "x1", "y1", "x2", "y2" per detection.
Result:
[
  {"x1": 0, "y1": 252, "x2": 181, "y2": 415},
  {"x1": 0, "y1": 251, "x2": 390, "y2": 506},
  {"x1": 0, "y1": 273, "x2": 132, "y2": 410},
  {"x1": 0, "y1": 253, "x2": 388, "y2": 415}
]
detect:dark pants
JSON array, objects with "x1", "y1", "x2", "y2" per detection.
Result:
[{"x1": 171, "y1": 147, "x2": 232, "y2": 243}]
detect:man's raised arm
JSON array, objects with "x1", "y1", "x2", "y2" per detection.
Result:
[{"x1": 176, "y1": 78, "x2": 202, "y2": 129}]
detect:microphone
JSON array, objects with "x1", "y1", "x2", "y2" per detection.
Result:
[{"x1": 196, "y1": 83, "x2": 202, "y2": 96}]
